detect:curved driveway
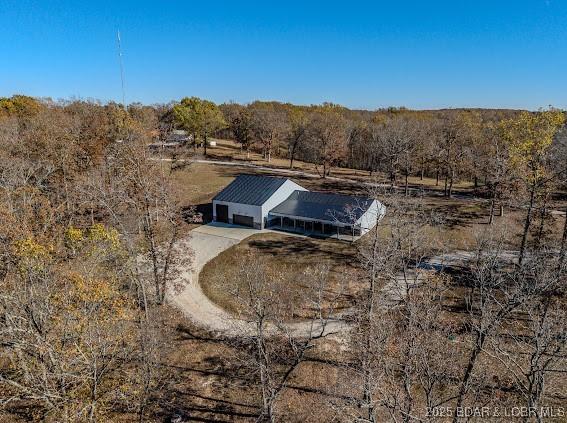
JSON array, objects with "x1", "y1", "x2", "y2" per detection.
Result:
[
  {"x1": 170, "y1": 223, "x2": 349, "y2": 337},
  {"x1": 170, "y1": 222, "x2": 518, "y2": 337}
]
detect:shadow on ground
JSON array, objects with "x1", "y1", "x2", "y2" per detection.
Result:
[{"x1": 248, "y1": 237, "x2": 358, "y2": 269}]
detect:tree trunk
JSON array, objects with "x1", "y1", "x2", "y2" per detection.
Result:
[
  {"x1": 535, "y1": 201, "x2": 548, "y2": 249},
  {"x1": 289, "y1": 142, "x2": 297, "y2": 169},
  {"x1": 519, "y1": 183, "x2": 537, "y2": 265},
  {"x1": 436, "y1": 169, "x2": 440, "y2": 186},
  {"x1": 559, "y1": 208, "x2": 567, "y2": 270},
  {"x1": 489, "y1": 197, "x2": 496, "y2": 225},
  {"x1": 404, "y1": 172, "x2": 409, "y2": 197},
  {"x1": 448, "y1": 169, "x2": 455, "y2": 198},
  {"x1": 361, "y1": 228, "x2": 380, "y2": 423},
  {"x1": 499, "y1": 204, "x2": 504, "y2": 217},
  {"x1": 266, "y1": 138, "x2": 272, "y2": 163},
  {"x1": 452, "y1": 334, "x2": 484, "y2": 423}
]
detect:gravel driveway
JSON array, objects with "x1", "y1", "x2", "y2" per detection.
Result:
[
  {"x1": 170, "y1": 223, "x2": 349, "y2": 337},
  {"x1": 169, "y1": 223, "x2": 515, "y2": 338},
  {"x1": 169, "y1": 223, "x2": 261, "y2": 333}
]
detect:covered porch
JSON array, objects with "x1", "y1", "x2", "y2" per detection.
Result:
[{"x1": 266, "y1": 213, "x2": 361, "y2": 242}]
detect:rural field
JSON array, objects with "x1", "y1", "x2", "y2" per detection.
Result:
[
  {"x1": 0, "y1": 96, "x2": 567, "y2": 422},
  {"x1": 2, "y1": 4, "x2": 567, "y2": 420}
]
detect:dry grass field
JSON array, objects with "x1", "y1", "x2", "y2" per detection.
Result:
[
  {"x1": 203, "y1": 138, "x2": 478, "y2": 192},
  {"x1": 158, "y1": 309, "x2": 349, "y2": 422},
  {"x1": 156, "y1": 154, "x2": 567, "y2": 422},
  {"x1": 200, "y1": 232, "x2": 359, "y2": 319},
  {"x1": 169, "y1": 159, "x2": 565, "y2": 254}
]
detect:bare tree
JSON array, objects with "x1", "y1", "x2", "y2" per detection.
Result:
[
  {"x1": 224, "y1": 255, "x2": 339, "y2": 422},
  {"x1": 85, "y1": 136, "x2": 190, "y2": 306},
  {"x1": 223, "y1": 103, "x2": 254, "y2": 158},
  {"x1": 305, "y1": 106, "x2": 348, "y2": 178},
  {"x1": 346, "y1": 189, "x2": 437, "y2": 422},
  {"x1": 451, "y1": 229, "x2": 541, "y2": 423},
  {"x1": 286, "y1": 108, "x2": 309, "y2": 169},
  {"x1": 481, "y1": 122, "x2": 517, "y2": 224},
  {"x1": 484, "y1": 255, "x2": 566, "y2": 423},
  {"x1": 375, "y1": 116, "x2": 418, "y2": 193},
  {"x1": 250, "y1": 102, "x2": 289, "y2": 163}
]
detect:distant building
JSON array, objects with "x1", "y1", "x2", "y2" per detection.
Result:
[
  {"x1": 147, "y1": 129, "x2": 192, "y2": 150},
  {"x1": 212, "y1": 174, "x2": 385, "y2": 240},
  {"x1": 169, "y1": 129, "x2": 191, "y2": 143}
]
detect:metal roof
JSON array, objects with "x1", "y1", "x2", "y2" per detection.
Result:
[
  {"x1": 270, "y1": 191, "x2": 375, "y2": 224},
  {"x1": 213, "y1": 174, "x2": 289, "y2": 206}
]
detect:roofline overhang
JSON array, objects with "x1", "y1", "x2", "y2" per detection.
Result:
[
  {"x1": 268, "y1": 211, "x2": 360, "y2": 227},
  {"x1": 212, "y1": 199, "x2": 263, "y2": 207}
]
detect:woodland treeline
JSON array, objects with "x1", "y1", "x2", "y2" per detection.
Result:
[
  {"x1": 173, "y1": 98, "x2": 566, "y2": 204},
  {"x1": 176, "y1": 96, "x2": 567, "y2": 236},
  {"x1": 0, "y1": 95, "x2": 184, "y2": 421},
  {"x1": 0, "y1": 94, "x2": 566, "y2": 422}
]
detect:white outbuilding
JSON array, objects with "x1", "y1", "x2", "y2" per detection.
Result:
[
  {"x1": 212, "y1": 174, "x2": 307, "y2": 229},
  {"x1": 212, "y1": 174, "x2": 385, "y2": 239}
]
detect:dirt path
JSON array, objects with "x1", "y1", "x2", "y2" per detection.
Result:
[{"x1": 153, "y1": 157, "x2": 480, "y2": 202}]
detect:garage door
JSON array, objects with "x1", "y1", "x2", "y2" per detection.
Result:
[
  {"x1": 233, "y1": 214, "x2": 254, "y2": 228},
  {"x1": 216, "y1": 204, "x2": 228, "y2": 223}
]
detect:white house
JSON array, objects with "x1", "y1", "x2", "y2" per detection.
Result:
[
  {"x1": 212, "y1": 174, "x2": 306, "y2": 229},
  {"x1": 212, "y1": 174, "x2": 385, "y2": 240}
]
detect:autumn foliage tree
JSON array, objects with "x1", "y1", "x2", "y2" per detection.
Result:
[
  {"x1": 501, "y1": 109, "x2": 565, "y2": 263},
  {"x1": 222, "y1": 103, "x2": 254, "y2": 157},
  {"x1": 0, "y1": 96, "x2": 185, "y2": 421},
  {"x1": 305, "y1": 105, "x2": 348, "y2": 178},
  {"x1": 249, "y1": 101, "x2": 289, "y2": 163},
  {"x1": 173, "y1": 96, "x2": 225, "y2": 155},
  {"x1": 0, "y1": 225, "x2": 147, "y2": 421}
]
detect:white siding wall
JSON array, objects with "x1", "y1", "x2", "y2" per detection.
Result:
[
  {"x1": 260, "y1": 180, "x2": 308, "y2": 228},
  {"x1": 212, "y1": 200, "x2": 263, "y2": 228},
  {"x1": 213, "y1": 180, "x2": 307, "y2": 229},
  {"x1": 357, "y1": 200, "x2": 386, "y2": 234},
  {"x1": 212, "y1": 178, "x2": 388, "y2": 236}
]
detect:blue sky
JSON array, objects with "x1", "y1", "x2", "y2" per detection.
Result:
[{"x1": 1, "y1": 0, "x2": 566, "y2": 110}]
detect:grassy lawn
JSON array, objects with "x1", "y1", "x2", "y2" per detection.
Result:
[
  {"x1": 199, "y1": 232, "x2": 360, "y2": 319},
  {"x1": 169, "y1": 158, "x2": 473, "y2": 209}
]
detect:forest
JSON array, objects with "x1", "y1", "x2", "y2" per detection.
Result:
[{"x1": 0, "y1": 94, "x2": 566, "y2": 422}]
